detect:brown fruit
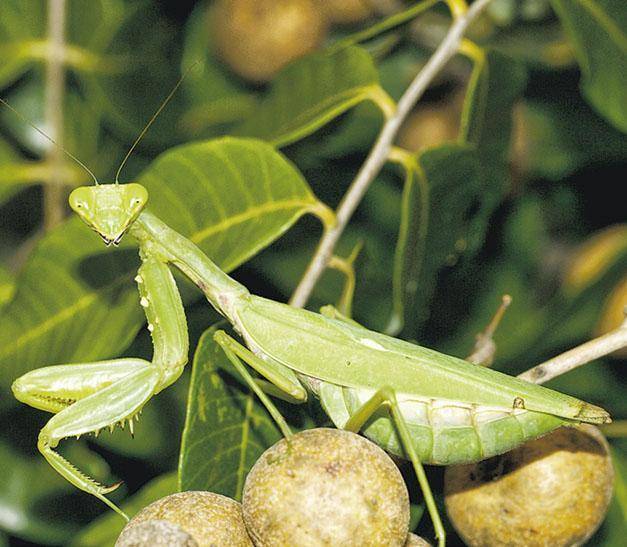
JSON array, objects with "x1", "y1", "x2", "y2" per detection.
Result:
[
  {"x1": 115, "y1": 519, "x2": 197, "y2": 547},
  {"x1": 120, "y1": 491, "x2": 253, "y2": 546},
  {"x1": 319, "y1": 0, "x2": 373, "y2": 24},
  {"x1": 444, "y1": 425, "x2": 614, "y2": 547},
  {"x1": 242, "y1": 428, "x2": 410, "y2": 546},
  {"x1": 212, "y1": 0, "x2": 327, "y2": 83},
  {"x1": 404, "y1": 532, "x2": 432, "y2": 546}
]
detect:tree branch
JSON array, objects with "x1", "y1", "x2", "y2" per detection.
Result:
[
  {"x1": 518, "y1": 315, "x2": 627, "y2": 384},
  {"x1": 43, "y1": 0, "x2": 67, "y2": 230},
  {"x1": 290, "y1": 0, "x2": 494, "y2": 307}
]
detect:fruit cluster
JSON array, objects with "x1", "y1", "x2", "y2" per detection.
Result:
[{"x1": 116, "y1": 425, "x2": 613, "y2": 546}]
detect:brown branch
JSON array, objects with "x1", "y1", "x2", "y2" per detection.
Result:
[
  {"x1": 43, "y1": 0, "x2": 67, "y2": 230},
  {"x1": 518, "y1": 315, "x2": 627, "y2": 385},
  {"x1": 289, "y1": 0, "x2": 495, "y2": 308}
]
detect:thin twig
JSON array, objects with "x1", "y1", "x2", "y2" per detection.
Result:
[
  {"x1": 518, "y1": 315, "x2": 627, "y2": 385},
  {"x1": 43, "y1": 0, "x2": 67, "y2": 230},
  {"x1": 290, "y1": 0, "x2": 494, "y2": 308},
  {"x1": 467, "y1": 294, "x2": 512, "y2": 366}
]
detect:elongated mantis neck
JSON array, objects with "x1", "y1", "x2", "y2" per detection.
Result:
[{"x1": 130, "y1": 210, "x2": 249, "y2": 321}]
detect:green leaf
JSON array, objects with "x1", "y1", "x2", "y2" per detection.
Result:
[
  {"x1": 71, "y1": 472, "x2": 177, "y2": 547},
  {"x1": 0, "y1": 265, "x2": 14, "y2": 307},
  {"x1": 460, "y1": 47, "x2": 528, "y2": 161},
  {"x1": 0, "y1": 138, "x2": 35, "y2": 206},
  {"x1": 520, "y1": 96, "x2": 627, "y2": 180},
  {"x1": 387, "y1": 145, "x2": 483, "y2": 334},
  {"x1": 457, "y1": 47, "x2": 527, "y2": 260},
  {"x1": 178, "y1": 326, "x2": 282, "y2": 498},
  {"x1": 236, "y1": 46, "x2": 394, "y2": 147},
  {"x1": 0, "y1": 138, "x2": 328, "y2": 390},
  {"x1": 550, "y1": 0, "x2": 627, "y2": 131}
]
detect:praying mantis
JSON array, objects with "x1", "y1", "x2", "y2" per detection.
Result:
[{"x1": 5, "y1": 100, "x2": 611, "y2": 546}]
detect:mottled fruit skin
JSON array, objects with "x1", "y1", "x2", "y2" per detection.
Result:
[
  {"x1": 116, "y1": 519, "x2": 197, "y2": 547},
  {"x1": 444, "y1": 425, "x2": 614, "y2": 547},
  {"x1": 212, "y1": 0, "x2": 327, "y2": 82},
  {"x1": 121, "y1": 491, "x2": 253, "y2": 546},
  {"x1": 243, "y1": 428, "x2": 410, "y2": 546},
  {"x1": 404, "y1": 532, "x2": 432, "y2": 546}
]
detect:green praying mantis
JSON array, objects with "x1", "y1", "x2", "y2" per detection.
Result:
[{"x1": 4, "y1": 97, "x2": 611, "y2": 546}]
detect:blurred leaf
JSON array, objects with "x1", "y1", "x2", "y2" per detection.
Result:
[
  {"x1": 550, "y1": 0, "x2": 627, "y2": 131},
  {"x1": 236, "y1": 46, "x2": 393, "y2": 147},
  {"x1": 489, "y1": 21, "x2": 576, "y2": 68},
  {"x1": 0, "y1": 264, "x2": 15, "y2": 308},
  {"x1": 71, "y1": 472, "x2": 176, "y2": 547},
  {"x1": 0, "y1": 138, "x2": 328, "y2": 390},
  {"x1": 461, "y1": 47, "x2": 527, "y2": 161},
  {"x1": 178, "y1": 326, "x2": 282, "y2": 498},
  {"x1": 0, "y1": 0, "x2": 44, "y2": 89},
  {"x1": 563, "y1": 224, "x2": 627, "y2": 295},
  {"x1": 78, "y1": 1, "x2": 187, "y2": 148},
  {"x1": 459, "y1": 47, "x2": 527, "y2": 258},
  {"x1": 179, "y1": 2, "x2": 256, "y2": 135},
  {"x1": 388, "y1": 145, "x2": 483, "y2": 334},
  {"x1": 518, "y1": 96, "x2": 627, "y2": 180},
  {"x1": 0, "y1": 138, "x2": 34, "y2": 206}
]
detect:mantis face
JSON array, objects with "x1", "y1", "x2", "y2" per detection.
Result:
[{"x1": 69, "y1": 183, "x2": 148, "y2": 245}]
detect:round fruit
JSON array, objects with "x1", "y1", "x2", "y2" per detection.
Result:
[
  {"x1": 242, "y1": 428, "x2": 410, "y2": 546},
  {"x1": 115, "y1": 519, "x2": 197, "y2": 547},
  {"x1": 120, "y1": 491, "x2": 253, "y2": 546},
  {"x1": 319, "y1": 0, "x2": 373, "y2": 24},
  {"x1": 444, "y1": 425, "x2": 614, "y2": 547},
  {"x1": 212, "y1": 0, "x2": 327, "y2": 83}
]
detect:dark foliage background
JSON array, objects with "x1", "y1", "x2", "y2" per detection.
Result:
[{"x1": 0, "y1": 1, "x2": 625, "y2": 545}]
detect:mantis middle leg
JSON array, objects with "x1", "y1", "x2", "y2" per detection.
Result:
[
  {"x1": 213, "y1": 330, "x2": 308, "y2": 439},
  {"x1": 344, "y1": 388, "x2": 446, "y2": 547}
]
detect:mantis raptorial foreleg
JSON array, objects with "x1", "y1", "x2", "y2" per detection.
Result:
[
  {"x1": 37, "y1": 364, "x2": 159, "y2": 518},
  {"x1": 344, "y1": 387, "x2": 445, "y2": 547},
  {"x1": 13, "y1": 246, "x2": 189, "y2": 519}
]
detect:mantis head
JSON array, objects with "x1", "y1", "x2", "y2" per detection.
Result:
[{"x1": 69, "y1": 183, "x2": 148, "y2": 246}]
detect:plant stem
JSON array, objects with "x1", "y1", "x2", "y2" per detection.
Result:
[
  {"x1": 518, "y1": 316, "x2": 627, "y2": 384},
  {"x1": 290, "y1": 0, "x2": 494, "y2": 308},
  {"x1": 43, "y1": 0, "x2": 67, "y2": 231}
]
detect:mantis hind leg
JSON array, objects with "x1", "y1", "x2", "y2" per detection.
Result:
[
  {"x1": 344, "y1": 387, "x2": 445, "y2": 547},
  {"x1": 38, "y1": 363, "x2": 161, "y2": 520}
]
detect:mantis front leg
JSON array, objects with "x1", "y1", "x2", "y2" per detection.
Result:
[{"x1": 12, "y1": 252, "x2": 188, "y2": 519}]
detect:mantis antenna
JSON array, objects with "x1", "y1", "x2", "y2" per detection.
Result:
[
  {"x1": 114, "y1": 62, "x2": 199, "y2": 184},
  {"x1": 0, "y1": 96, "x2": 100, "y2": 186}
]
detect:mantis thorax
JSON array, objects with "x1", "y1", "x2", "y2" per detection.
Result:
[{"x1": 69, "y1": 183, "x2": 148, "y2": 246}]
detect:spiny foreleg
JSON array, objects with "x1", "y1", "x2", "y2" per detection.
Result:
[{"x1": 38, "y1": 363, "x2": 160, "y2": 519}]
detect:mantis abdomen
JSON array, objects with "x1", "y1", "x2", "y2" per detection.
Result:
[{"x1": 318, "y1": 382, "x2": 565, "y2": 465}]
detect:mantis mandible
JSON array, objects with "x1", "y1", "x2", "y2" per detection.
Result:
[{"x1": 5, "y1": 98, "x2": 610, "y2": 546}]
